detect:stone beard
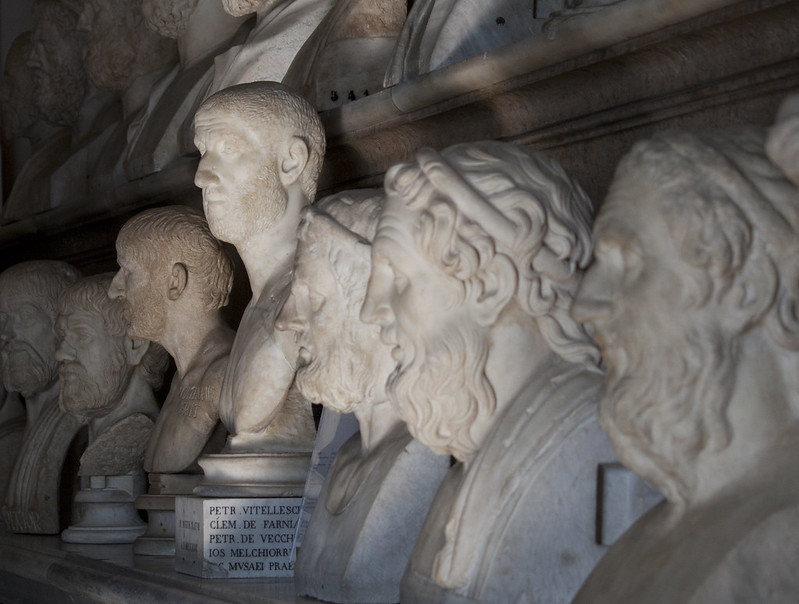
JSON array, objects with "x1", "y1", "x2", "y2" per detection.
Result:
[
  {"x1": 598, "y1": 292, "x2": 735, "y2": 503},
  {"x1": 386, "y1": 317, "x2": 493, "y2": 461},
  {"x1": 58, "y1": 340, "x2": 131, "y2": 422},
  {"x1": 1, "y1": 339, "x2": 57, "y2": 399},
  {"x1": 222, "y1": 0, "x2": 274, "y2": 17}
]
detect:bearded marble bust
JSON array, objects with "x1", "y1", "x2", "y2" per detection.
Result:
[
  {"x1": 361, "y1": 141, "x2": 618, "y2": 603},
  {"x1": 277, "y1": 191, "x2": 449, "y2": 604},
  {"x1": 109, "y1": 206, "x2": 234, "y2": 474},
  {"x1": 0, "y1": 260, "x2": 83, "y2": 534},
  {"x1": 57, "y1": 274, "x2": 168, "y2": 477},
  {"x1": 572, "y1": 126, "x2": 799, "y2": 603}
]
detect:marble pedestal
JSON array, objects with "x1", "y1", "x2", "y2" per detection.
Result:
[
  {"x1": 133, "y1": 472, "x2": 202, "y2": 556},
  {"x1": 193, "y1": 452, "x2": 311, "y2": 498},
  {"x1": 61, "y1": 473, "x2": 147, "y2": 544}
]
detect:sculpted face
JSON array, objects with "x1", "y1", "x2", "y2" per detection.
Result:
[
  {"x1": 29, "y1": 5, "x2": 86, "y2": 126},
  {"x1": 573, "y1": 169, "x2": 730, "y2": 501},
  {"x1": 362, "y1": 180, "x2": 492, "y2": 461},
  {"x1": 1, "y1": 35, "x2": 37, "y2": 139},
  {"x1": 55, "y1": 308, "x2": 131, "y2": 420},
  {"x1": 142, "y1": 0, "x2": 199, "y2": 39},
  {"x1": 194, "y1": 108, "x2": 287, "y2": 245},
  {"x1": 109, "y1": 244, "x2": 167, "y2": 344},
  {"x1": 277, "y1": 221, "x2": 394, "y2": 412},
  {"x1": 0, "y1": 291, "x2": 59, "y2": 399}
]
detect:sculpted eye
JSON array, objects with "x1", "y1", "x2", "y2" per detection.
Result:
[
  {"x1": 309, "y1": 291, "x2": 326, "y2": 313},
  {"x1": 393, "y1": 270, "x2": 409, "y2": 295}
]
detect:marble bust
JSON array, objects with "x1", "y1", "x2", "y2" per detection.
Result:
[
  {"x1": 57, "y1": 273, "x2": 169, "y2": 544},
  {"x1": 277, "y1": 191, "x2": 449, "y2": 603},
  {"x1": 57, "y1": 273, "x2": 168, "y2": 477},
  {"x1": 361, "y1": 141, "x2": 618, "y2": 603},
  {"x1": 572, "y1": 127, "x2": 799, "y2": 603},
  {"x1": 2, "y1": 1, "x2": 85, "y2": 223},
  {"x1": 205, "y1": 0, "x2": 336, "y2": 97},
  {"x1": 0, "y1": 260, "x2": 83, "y2": 533},
  {"x1": 192, "y1": 82, "x2": 322, "y2": 485},
  {"x1": 110, "y1": 206, "x2": 234, "y2": 474},
  {"x1": 125, "y1": 0, "x2": 249, "y2": 180},
  {"x1": 1, "y1": 33, "x2": 41, "y2": 145}
]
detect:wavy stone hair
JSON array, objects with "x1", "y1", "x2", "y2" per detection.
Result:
[
  {"x1": 384, "y1": 140, "x2": 601, "y2": 370},
  {"x1": 59, "y1": 273, "x2": 169, "y2": 389},
  {"x1": 0, "y1": 260, "x2": 81, "y2": 319},
  {"x1": 196, "y1": 81, "x2": 326, "y2": 200},
  {"x1": 116, "y1": 206, "x2": 234, "y2": 311}
]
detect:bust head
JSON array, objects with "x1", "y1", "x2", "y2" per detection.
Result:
[
  {"x1": 277, "y1": 192, "x2": 392, "y2": 413},
  {"x1": 56, "y1": 274, "x2": 169, "y2": 423},
  {"x1": 0, "y1": 261, "x2": 81, "y2": 400},
  {"x1": 142, "y1": 0, "x2": 200, "y2": 39},
  {"x1": 29, "y1": 0, "x2": 87, "y2": 126},
  {"x1": 1, "y1": 33, "x2": 38, "y2": 140},
  {"x1": 573, "y1": 127, "x2": 799, "y2": 504},
  {"x1": 221, "y1": 0, "x2": 281, "y2": 18},
  {"x1": 362, "y1": 141, "x2": 598, "y2": 461},
  {"x1": 77, "y1": 0, "x2": 177, "y2": 93},
  {"x1": 193, "y1": 81, "x2": 325, "y2": 247},
  {"x1": 109, "y1": 205, "x2": 234, "y2": 346}
]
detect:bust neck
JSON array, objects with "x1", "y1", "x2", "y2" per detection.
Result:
[
  {"x1": 238, "y1": 192, "x2": 308, "y2": 297},
  {"x1": 163, "y1": 308, "x2": 229, "y2": 378}
]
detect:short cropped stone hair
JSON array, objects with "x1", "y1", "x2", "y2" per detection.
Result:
[
  {"x1": 116, "y1": 206, "x2": 234, "y2": 311},
  {"x1": 196, "y1": 81, "x2": 326, "y2": 200}
]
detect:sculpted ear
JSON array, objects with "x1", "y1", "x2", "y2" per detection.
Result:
[
  {"x1": 125, "y1": 337, "x2": 150, "y2": 366},
  {"x1": 168, "y1": 262, "x2": 188, "y2": 301},
  {"x1": 279, "y1": 137, "x2": 310, "y2": 189},
  {"x1": 471, "y1": 254, "x2": 517, "y2": 327}
]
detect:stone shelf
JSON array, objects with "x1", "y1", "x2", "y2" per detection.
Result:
[{"x1": 0, "y1": 529, "x2": 317, "y2": 604}]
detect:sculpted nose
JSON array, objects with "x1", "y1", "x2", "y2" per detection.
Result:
[
  {"x1": 194, "y1": 159, "x2": 217, "y2": 189},
  {"x1": 571, "y1": 264, "x2": 615, "y2": 325},
  {"x1": 108, "y1": 271, "x2": 125, "y2": 299},
  {"x1": 55, "y1": 338, "x2": 75, "y2": 363},
  {"x1": 361, "y1": 272, "x2": 394, "y2": 327}
]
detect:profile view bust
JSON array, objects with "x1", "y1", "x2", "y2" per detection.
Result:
[
  {"x1": 572, "y1": 127, "x2": 799, "y2": 603},
  {"x1": 192, "y1": 81, "x2": 321, "y2": 493},
  {"x1": 57, "y1": 273, "x2": 169, "y2": 544},
  {"x1": 277, "y1": 192, "x2": 449, "y2": 604},
  {"x1": 361, "y1": 141, "x2": 618, "y2": 603},
  {"x1": 0, "y1": 260, "x2": 82, "y2": 534},
  {"x1": 110, "y1": 206, "x2": 234, "y2": 474},
  {"x1": 57, "y1": 274, "x2": 168, "y2": 476},
  {"x1": 205, "y1": 0, "x2": 335, "y2": 97}
]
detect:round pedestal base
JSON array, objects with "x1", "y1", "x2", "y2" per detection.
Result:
[{"x1": 194, "y1": 452, "x2": 312, "y2": 497}]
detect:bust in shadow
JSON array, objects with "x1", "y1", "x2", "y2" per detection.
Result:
[{"x1": 572, "y1": 126, "x2": 799, "y2": 603}]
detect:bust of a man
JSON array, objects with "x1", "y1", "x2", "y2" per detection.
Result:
[
  {"x1": 192, "y1": 82, "x2": 321, "y2": 461},
  {"x1": 2, "y1": 1, "x2": 86, "y2": 224},
  {"x1": 77, "y1": 0, "x2": 178, "y2": 119},
  {"x1": 277, "y1": 192, "x2": 449, "y2": 604},
  {"x1": 572, "y1": 127, "x2": 799, "y2": 603},
  {"x1": 109, "y1": 206, "x2": 235, "y2": 474},
  {"x1": 205, "y1": 0, "x2": 335, "y2": 96},
  {"x1": 361, "y1": 141, "x2": 617, "y2": 603},
  {"x1": 0, "y1": 260, "x2": 82, "y2": 533},
  {"x1": 57, "y1": 274, "x2": 169, "y2": 477}
]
